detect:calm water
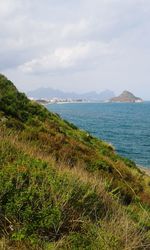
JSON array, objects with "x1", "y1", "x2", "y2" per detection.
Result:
[{"x1": 47, "y1": 102, "x2": 150, "y2": 168}]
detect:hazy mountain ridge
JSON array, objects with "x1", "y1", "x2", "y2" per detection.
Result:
[{"x1": 27, "y1": 87, "x2": 115, "y2": 101}]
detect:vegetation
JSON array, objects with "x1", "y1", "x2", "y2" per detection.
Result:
[{"x1": 0, "y1": 74, "x2": 150, "y2": 249}]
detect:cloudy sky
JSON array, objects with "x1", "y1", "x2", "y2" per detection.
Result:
[{"x1": 1, "y1": 0, "x2": 150, "y2": 99}]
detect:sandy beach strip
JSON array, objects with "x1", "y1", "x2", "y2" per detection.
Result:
[{"x1": 138, "y1": 165, "x2": 150, "y2": 176}]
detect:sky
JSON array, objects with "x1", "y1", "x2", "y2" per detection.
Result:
[{"x1": 0, "y1": 0, "x2": 150, "y2": 99}]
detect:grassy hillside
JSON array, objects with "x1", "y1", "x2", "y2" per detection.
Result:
[{"x1": 0, "y1": 74, "x2": 150, "y2": 249}]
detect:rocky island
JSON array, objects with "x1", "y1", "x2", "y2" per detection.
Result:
[{"x1": 110, "y1": 90, "x2": 143, "y2": 103}]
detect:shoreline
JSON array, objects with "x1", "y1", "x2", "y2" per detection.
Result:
[
  {"x1": 138, "y1": 165, "x2": 150, "y2": 176},
  {"x1": 45, "y1": 102, "x2": 150, "y2": 175}
]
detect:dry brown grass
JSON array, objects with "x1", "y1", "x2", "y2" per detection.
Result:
[
  {"x1": 0, "y1": 128, "x2": 150, "y2": 250},
  {"x1": 0, "y1": 238, "x2": 43, "y2": 250}
]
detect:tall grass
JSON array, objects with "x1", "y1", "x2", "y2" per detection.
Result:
[
  {"x1": 0, "y1": 128, "x2": 150, "y2": 249},
  {"x1": 0, "y1": 74, "x2": 150, "y2": 249}
]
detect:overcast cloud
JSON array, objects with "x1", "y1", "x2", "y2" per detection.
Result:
[{"x1": 1, "y1": 0, "x2": 150, "y2": 99}]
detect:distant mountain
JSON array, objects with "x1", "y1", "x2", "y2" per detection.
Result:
[
  {"x1": 27, "y1": 88, "x2": 115, "y2": 101},
  {"x1": 110, "y1": 90, "x2": 143, "y2": 103}
]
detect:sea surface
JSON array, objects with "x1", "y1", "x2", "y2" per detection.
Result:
[{"x1": 47, "y1": 102, "x2": 150, "y2": 168}]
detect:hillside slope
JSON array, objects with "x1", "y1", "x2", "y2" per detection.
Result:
[{"x1": 0, "y1": 75, "x2": 150, "y2": 250}]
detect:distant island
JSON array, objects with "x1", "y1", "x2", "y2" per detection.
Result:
[
  {"x1": 110, "y1": 90, "x2": 143, "y2": 103},
  {"x1": 28, "y1": 89, "x2": 144, "y2": 104}
]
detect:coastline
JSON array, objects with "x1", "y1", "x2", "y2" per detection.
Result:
[
  {"x1": 46, "y1": 102, "x2": 150, "y2": 169},
  {"x1": 138, "y1": 165, "x2": 150, "y2": 176}
]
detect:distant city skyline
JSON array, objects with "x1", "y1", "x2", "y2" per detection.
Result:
[{"x1": 1, "y1": 0, "x2": 150, "y2": 99}]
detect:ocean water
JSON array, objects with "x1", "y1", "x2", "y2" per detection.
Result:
[{"x1": 47, "y1": 102, "x2": 150, "y2": 168}]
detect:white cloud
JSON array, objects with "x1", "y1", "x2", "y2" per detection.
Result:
[
  {"x1": 0, "y1": 0, "x2": 20, "y2": 18},
  {"x1": 61, "y1": 19, "x2": 89, "y2": 38},
  {"x1": 20, "y1": 44, "x2": 90, "y2": 73},
  {"x1": 19, "y1": 41, "x2": 115, "y2": 74},
  {"x1": 1, "y1": 0, "x2": 150, "y2": 98}
]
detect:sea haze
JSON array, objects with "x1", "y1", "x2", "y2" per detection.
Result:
[{"x1": 47, "y1": 102, "x2": 150, "y2": 168}]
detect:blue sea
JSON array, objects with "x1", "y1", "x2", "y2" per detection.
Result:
[{"x1": 47, "y1": 102, "x2": 150, "y2": 168}]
